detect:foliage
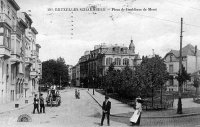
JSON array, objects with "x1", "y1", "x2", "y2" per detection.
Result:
[
  {"x1": 41, "y1": 57, "x2": 69, "y2": 87},
  {"x1": 193, "y1": 77, "x2": 200, "y2": 96},
  {"x1": 103, "y1": 55, "x2": 169, "y2": 101},
  {"x1": 176, "y1": 65, "x2": 191, "y2": 85},
  {"x1": 137, "y1": 55, "x2": 169, "y2": 94}
]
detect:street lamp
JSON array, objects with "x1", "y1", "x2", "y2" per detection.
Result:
[
  {"x1": 93, "y1": 77, "x2": 95, "y2": 95},
  {"x1": 88, "y1": 79, "x2": 89, "y2": 91}
]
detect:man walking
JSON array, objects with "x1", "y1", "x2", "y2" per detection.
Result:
[
  {"x1": 101, "y1": 96, "x2": 111, "y2": 126},
  {"x1": 40, "y1": 93, "x2": 45, "y2": 113},
  {"x1": 33, "y1": 94, "x2": 39, "y2": 114}
]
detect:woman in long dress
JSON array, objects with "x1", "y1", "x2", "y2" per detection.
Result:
[{"x1": 130, "y1": 98, "x2": 142, "y2": 126}]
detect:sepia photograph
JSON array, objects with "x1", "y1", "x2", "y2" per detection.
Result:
[{"x1": 0, "y1": 0, "x2": 200, "y2": 126}]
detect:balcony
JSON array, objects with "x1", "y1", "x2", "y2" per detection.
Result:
[
  {"x1": 24, "y1": 78, "x2": 29, "y2": 84},
  {"x1": 25, "y1": 57, "x2": 33, "y2": 66},
  {"x1": 31, "y1": 50, "x2": 38, "y2": 56},
  {"x1": 30, "y1": 71, "x2": 37, "y2": 78},
  {"x1": 0, "y1": 13, "x2": 12, "y2": 26},
  {"x1": 0, "y1": 45, "x2": 11, "y2": 58}
]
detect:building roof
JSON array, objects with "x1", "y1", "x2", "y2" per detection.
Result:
[
  {"x1": 8, "y1": 0, "x2": 20, "y2": 11},
  {"x1": 18, "y1": 18, "x2": 28, "y2": 29},
  {"x1": 165, "y1": 44, "x2": 200, "y2": 58},
  {"x1": 22, "y1": 12, "x2": 33, "y2": 24},
  {"x1": 31, "y1": 27, "x2": 38, "y2": 34},
  {"x1": 129, "y1": 39, "x2": 135, "y2": 49},
  {"x1": 36, "y1": 44, "x2": 41, "y2": 48}
]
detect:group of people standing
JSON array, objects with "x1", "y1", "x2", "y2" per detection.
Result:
[
  {"x1": 100, "y1": 95, "x2": 143, "y2": 126},
  {"x1": 75, "y1": 89, "x2": 80, "y2": 99},
  {"x1": 33, "y1": 93, "x2": 45, "y2": 114}
]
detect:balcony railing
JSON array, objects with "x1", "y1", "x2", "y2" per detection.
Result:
[
  {"x1": 0, "y1": 13, "x2": 12, "y2": 26},
  {"x1": 30, "y1": 71, "x2": 37, "y2": 76},
  {"x1": 31, "y1": 50, "x2": 37, "y2": 56},
  {"x1": 25, "y1": 57, "x2": 32, "y2": 64},
  {"x1": 0, "y1": 45, "x2": 11, "y2": 58}
]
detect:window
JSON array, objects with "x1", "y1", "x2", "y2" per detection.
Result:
[
  {"x1": 106, "y1": 57, "x2": 113, "y2": 65},
  {"x1": 0, "y1": 36, "x2": 3, "y2": 45},
  {"x1": 7, "y1": 5, "x2": 10, "y2": 17},
  {"x1": 170, "y1": 55, "x2": 173, "y2": 62},
  {"x1": 1, "y1": 1, "x2": 3, "y2": 12},
  {"x1": 114, "y1": 58, "x2": 121, "y2": 65},
  {"x1": 0, "y1": 27, "x2": 3, "y2": 33},
  {"x1": 169, "y1": 79, "x2": 174, "y2": 86},
  {"x1": 169, "y1": 65, "x2": 173, "y2": 73},
  {"x1": 123, "y1": 58, "x2": 129, "y2": 65}
]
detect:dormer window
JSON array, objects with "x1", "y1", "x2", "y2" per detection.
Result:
[
  {"x1": 170, "y1": 55, "x2": 172, "y2": 62},
  {"x1": 113, "y1": 47, "x2": 115, "y2": 51}
]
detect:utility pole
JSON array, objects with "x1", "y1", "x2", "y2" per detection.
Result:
[
  {"x1": 93, "y1": 77, "x2": 95, "y2": 95},
  {"x1": 177, "y1": 17, "x2": 183, "y2": 114}
]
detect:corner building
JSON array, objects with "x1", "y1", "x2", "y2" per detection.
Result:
[
  {"x1": 0, "y1": 0, "x2": 42, "y2": 104},
  {"x1": 79, "y1": 39, "x2": 141, "y2": 88}
]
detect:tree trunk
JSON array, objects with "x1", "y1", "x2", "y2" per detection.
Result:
[
  {"x1": 177, "y1": 81, "x2": 182, "y2": 114},
  {"x1": 160, "y1": 84, "x2": 162, "y2": 109},
  {"x1": 152, "y1": 88, "x2": 154, "y2": 108},
  {"x1": 196, "y1": 87, "x2": 198, "y2": 97}
]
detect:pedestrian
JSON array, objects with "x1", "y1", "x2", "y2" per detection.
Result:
[
  {"x1": 39, "y1": 93, "x2": 45, "y2": 113},
  {"x1": 33, "y1": 94, "x2": 39, "y2": 114},
  {"x1": 75, "y1": 89, "x2": 78, "y2": 99},
  {"x1": 100, "y1": 96, "x2": 111, "y2": 126},
  {"x1": 77, "y1": 90, "x2": 80, "y2": 99},
  {"x1": 130, "y1": 98, "x2": 143, "y2": 126}
]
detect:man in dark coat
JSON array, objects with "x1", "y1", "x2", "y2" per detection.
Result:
[
  {"x1": 101, "y1": 96, "x2": 111, "y2": 126},
  {"x1": 33, "y1": 94, "x2": 39, "y2": 114},
  {"x1": 40, "y1": 93, "x2": 45, "y2": 113}
]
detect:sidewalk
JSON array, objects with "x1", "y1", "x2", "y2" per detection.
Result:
[
  {"x1": 0, "y1": 96, "x2": 34, "y2": 114},
  {"x1": 87, "y1": 89, "x2": 200, "y2": 118}
]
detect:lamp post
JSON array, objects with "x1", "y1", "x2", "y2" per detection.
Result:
[
  {"x1": 99, "y1": 74, "x2": 102, "y2": 89},
  {"x1": 93, "y1": 77, "x2": 95, "y2": 95},
  {"x1": 177, "y1": 17, "x2": 183, "y2": 114},
  {"x1": 88, "y1": 79, "x2": 89, "y2": 91}
]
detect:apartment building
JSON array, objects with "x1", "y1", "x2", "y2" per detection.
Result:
[{"x1": 0, "y1": 0, "x2": 42, "y2": 104}]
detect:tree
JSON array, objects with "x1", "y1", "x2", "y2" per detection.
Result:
[
  {"x1": 176, "y1": 65, "x2": 190, "y2": 114},
  {"x1": 136, "y1": 55, "x2": 169, "y2": 107},
  {"x1": 176, "y1": 65, "x2": 190, "y2": 85},
  {"x1": 118, "y1": 65, "x2": 137, "y2": 98},
  {"x1": 105, "y1": 63, "x2": 116, "y2": 93},
  {"x1": 193, "y1": 77, "x2": 200, "y2": 96},
  {"x1": 41, "y1": 57, "x2": 69, "y2": 89}
]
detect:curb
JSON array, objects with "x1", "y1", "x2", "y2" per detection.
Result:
[
  {"x1": 87, "y1": 91, "x2": 200, "y2": 119},
  {"x1": 87, "y1": 91, "x2": 102, "y2": 107}
]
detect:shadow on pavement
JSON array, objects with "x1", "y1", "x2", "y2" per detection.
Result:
[{"x1": 94, "y1": 122, "x2": 101, "y2": 126}]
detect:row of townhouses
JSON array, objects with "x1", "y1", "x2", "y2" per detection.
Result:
[
  {"x1": 0, "y1": 0, "x2": 42, "y2": 104},
  {"x1": 70, "y1": 40, "x2": 200, "y2": 92}
]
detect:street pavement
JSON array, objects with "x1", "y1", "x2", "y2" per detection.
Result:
[
  {"x1": 88, "y1": 89, "x2": 200, "y2": 127},
  {"x1": 1, "y1": 88, "x2": 200, "y2": 127},
  {"x1": 0, "y1": 88, "x2": 127, "y2": 127},
  {"x1": 88, "y1": 89, "x2": 200, "y2": 118},
  {"x1": 0, "y1": 96, "x2": 34, "y2": 114}
]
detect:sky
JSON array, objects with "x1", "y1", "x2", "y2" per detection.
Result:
[{"x1": 15, "y1": 0, "x2": 200, "y2": 66}]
